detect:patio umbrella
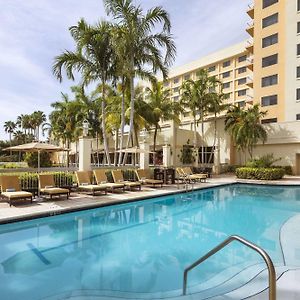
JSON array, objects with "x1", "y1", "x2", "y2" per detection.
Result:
[{"x1": 4, "y1": 142, "x2": 69, "y2": 173}]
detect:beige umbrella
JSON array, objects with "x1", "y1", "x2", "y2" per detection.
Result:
[{"x1": 4, "y1": 142, "x2": 69, "y2": 173}]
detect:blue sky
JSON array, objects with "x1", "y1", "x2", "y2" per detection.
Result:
[{"x1": 0, "y1": 0, "x2": 248, "y2": 140}]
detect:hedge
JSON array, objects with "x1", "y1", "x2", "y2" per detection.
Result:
[{"x1": 236, "y1": 167, "x2": 285, "y2": 180}]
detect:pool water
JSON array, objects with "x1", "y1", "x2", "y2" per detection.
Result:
[{"x1": 1, "y1": 184, "x2": 300, "y2": 300}]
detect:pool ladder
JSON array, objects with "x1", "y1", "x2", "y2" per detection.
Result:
[
  {"x1": 182, "y1": 235, "x2": 276, "y2": 300},
  {"x1": 178, "y1": 175, "x2": 194, "y2": 192}
]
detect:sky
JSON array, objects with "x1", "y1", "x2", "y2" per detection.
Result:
[{"x1": 0, "y1": 0, "x2": 249, "y2": 140}]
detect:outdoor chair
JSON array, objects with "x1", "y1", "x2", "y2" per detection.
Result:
[
  {"x1": 135, "y1": 169, "x2": 163, "y2": 187},
  {"x1": 182, "y1": 167, "x2": 207, "y2": 182},
  {"x1": 75, "y1": 171, "x2": 107, "y2": 196},
  {"x1": 93, "y1": 169, "x2": 125, "y2": 193},
  {"x1": 0, "y1": 175, "x2": 32, "y2": 206},
  {"x1": 38, "y1": 174, "x2": 70, "y2": 200},
  {"x1": 111, "y1": 170, "x2": 141, "y2": 191}
]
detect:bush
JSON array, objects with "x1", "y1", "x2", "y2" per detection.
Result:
[
  {"x1": 224, "y1": 165, "x2": 242, "y2": 173},
  {"x1": 236, "y1": 167, "x2": 285, "y2": 180},
  {"x1": 246, "y1": 154, "x2": 281, "y2": 168},
  {"x1": 273, "y1": 165, "x2": 293, "y2": 175},
  {"x1": 24, "y1": 152, "x2": 52, "y2": 168}
]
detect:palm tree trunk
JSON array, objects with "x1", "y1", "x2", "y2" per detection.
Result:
[
  {"x1": 201, "y1": 114, "x2": 205, "y2": 167},
  {"x1": 101, "y1": 83, "x2": 111, "y2": 166},
  {"x1": 9, "y1": 133, "x2": 12, "y2": 159},
  {"x1": 208, "y1": 112, "x2": 217, "y2": 164},
  {"x1": 153, "y1": 126, "x2": 158, "y2": 153},
  {"x1": 123, "y1": 59, "x2": 135, "y2": 165},
  {"x1": 114, "y1": 128, "x2": 119, "y2": 166},
  {"x1": 193, "y1": 115, "x2": 198, "y2": 166},
  {"x1": 119, "y1": 79, "x2": 126, "y2": 166}
]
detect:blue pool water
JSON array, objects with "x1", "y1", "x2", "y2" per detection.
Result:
[{"x1": 1, "y1": 184, "x2": 300, "y2": 300}]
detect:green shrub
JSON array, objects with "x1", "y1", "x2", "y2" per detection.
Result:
[
  {"x1": 246, "y1": 154, "x2": 281, "y2": 168},
  {"x1": 24, "y1": 152, "x2": 52, "y2": 168},
  {"x1": 273, "y1": 165, "x2": 293, "y2": 175},
  {"x1": 224, "y1": 165, "x2": 242, "y2": 173},
  {"x1": 236, "y1": 167, "x2": 285, "y2": 180}
]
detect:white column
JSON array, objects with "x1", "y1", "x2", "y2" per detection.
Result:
[
  {"x1": 79, "y1": 136, "x2": 92, "y2": 171},
  {"x1": 139, "y1": 141, "x2": 149, "y2": 169},
  {"x1": 163, "y1": 145, "x2": 171, "y2": 167}
]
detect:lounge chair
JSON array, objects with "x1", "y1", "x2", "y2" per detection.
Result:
[
  {"x1": 0, "y1": 175, "x2": 32, "y2": 206},
  {"x1": 39, "y1": 174, "x2": 70, "y2": 200},
  {"x1": 182, "y1": 167, "x2": 207, "y2": 182},
  {"x1": 75, "y1": 171, "x2": 107, "y2": 196},
  {"x1": 135, "y1": 169, "x2": 163, "y2": 187},
  {"x1": 93, "y1": 169, "x2": 125, "y2": 193},
  {"x1": 111, "y1": 170, "x2": 141, "y2": 191}
]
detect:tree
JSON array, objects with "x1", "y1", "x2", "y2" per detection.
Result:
[
  {"x1": 180, "y1": 70, "x2": 220, "y2": 166},
  {"x1": 53, "y1": 19, "x2": 116, "y2": 165},
  {"x1": 225, "y1": 104, "x2": 267, "y2": 161},
  {"x1": 31, "y1": 111, "x2": 46, "y2": 141},
  {"x1": 145, "y1": 81, "x2": 181, "y2": 152},
  {"x1": 104, "y1": 0, "x2": 176, "y2": 164},
  {"x1": 3, "y1": 121, "x2": 16, "y2": 158}
]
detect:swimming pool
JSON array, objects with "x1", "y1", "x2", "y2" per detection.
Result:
[{"x1": 0, "y1": 184, "x2": 300, "y2": 300}]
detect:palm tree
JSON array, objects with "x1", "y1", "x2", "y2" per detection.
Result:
[
  {"x1": 104, "y1": 0, "x2": 176, "y2": 164},
  {"x1": 206, "y1": 92, "x2": 230, "y2": 164},
  {"x1": 53, "y1": 19, "x2": 116, "y2": 165},
  {"x1": 31, "y1": 111, "x2": 46, "y2": 141},
  {"x1": 180, "y1": 70, "x2": 219, "y2": 166},
  {"x1": 3, "y1": 121, "x2": 16, "y2": 158},
  {"x1": 225, "y1": 104, "x2": 267, "y2": 161},
  {"x1": 145, "y1": 81, "x2": 181, "y2": 152}
]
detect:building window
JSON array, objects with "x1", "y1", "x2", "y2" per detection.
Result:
[
  {"x1": 297, "y1": 44, "x2": 300, "y2": 56},
  {"x1": 238, "y1": 89, "x2": 247, "y2": 96},
  {"x1": 223, "y1": 82, "x2": 231, "y2": 89},
  {"x1": 262, "y1": 0, "x2": 278, "y2": 9},
  {"x1": 163, "y1": 81, "x2": 169, "y2": 87},
  {"x1": 184, "y1": 74, "x2": 190, "y2": 80},
  {"x1": 262, "y1": 13, "x2": 278, "y2": 28},
  {"x1": 298, "y1": 0, "x2": 300, "y2": 11},
  {"x1": 238, "y1": 67, "x2": 247, "y2": 74},
  {"x1": 298, "y1": 22, "x2": 300, "y2": 34},
  {"x1": 222, "y1": 71, "x2": 231, "y2": 78},
  {"x1": 238, "y1": 78, "x2": 247, "y2": 85},
  {"x1": 238, "y1": 101, "x2": 245, "y2": 108},
  {"x1": 262, "y1": 33, "x2": 278, "y2": 48},
  {"x1": 223, "y1": 60, "x2": 231, "y2": 68},
  {"x1": 262, "y1": 74, "x2": 278, "y2": 87},
  {"x1": 173, "y1": 77, "x2": 179, "y2": 84},
  {"x1": 173, "y1": 87, "x2": 179, "y2": 93},
  {"x1": 238, "y1": 55, "x2": 247, "y2": 63},
  {"x1": 297, "y1": 88, "x2": 300, "y2": 100},
  {"x1": 198, "y1": 147, "x2": 215, "y2": 164},
  {"x1": 261, "y1": 95, "x2": 278, "y2": 106},
  {"x1": 296, "y1": 114, "x2": 300, "y2": 120},
  {"x1": 208, "y1": 65, "x2": 216, "y2": 72},
  {"x1": 297, "y1": 66, "x2": 300, "y2": 78},
  {"x1": 262, "y1": 54, "x2": 278, "y2": 68},
  {"x1": 173, "y1": 96, "x2": 179, "y2": 102},
  {"x1": 261, "y1": 118, "x2": 277, "y2": 124}
]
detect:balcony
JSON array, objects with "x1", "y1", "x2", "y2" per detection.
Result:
[
  {"x1": 246, "y1": 76, "x2": 253, "y2": 88},
  {"x1": 247, "y1": 4, "x2": 254, "y2": 19},
  {"x1": 246, "y1": 22, "x2": 254, "y2": 37},
  {"x1": 245, "y1": 40, "x2": 254, "y2": 53},
  {"x1": 246, "y1": 58, "x2": 254, "y2": 71},
  {"x1": 246, "y1": 93, "x2": 254, "y2": 104}
]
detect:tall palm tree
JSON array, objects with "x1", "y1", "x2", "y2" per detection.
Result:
[
  {"x1": 104, "y1": 0, "x2": 176, "y2": 164},
  {"x1": 145, "y1": 81, "x2": 181, "y2": 152},
  {"x1": 53, "y1": 19, "x2": 116, "y2": 165},
  {"x1": 3, "y1": 121, "x2": 16, "y2": 158},
  {"x1": 180, "y1": 70, "x2": 219, "y2": 166},
  {"x1": 31, "y1": 111, "x2": 46, "y2": 141},
  {"x1": 225, "y1": 104, "x2": 267, "y2": 161}
]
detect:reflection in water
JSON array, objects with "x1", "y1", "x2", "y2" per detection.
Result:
[{"x1": 0, "y1": 184, "x2": 300, "y2": 299}]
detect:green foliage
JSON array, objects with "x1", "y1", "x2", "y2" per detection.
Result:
[
  {"x1": 236, "y1": 167, "x2": 285, "y2": 180},
  {"x1": 246, "y1": 154, "x2": 281, "y2": 168},
  {"x1": 24, "y1": 152, "x2": 52, "y2": 168},
  {"x1": 178, "y1": 139, "x2": 196, "y2": 164},
  {"x1": 224, "y1": 165, "x2": 242, "y2": 173}
]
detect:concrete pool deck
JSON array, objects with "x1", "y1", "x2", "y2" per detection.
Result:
[{"x1": 1, "y1": 174, "x2": 300, "y2": 300}]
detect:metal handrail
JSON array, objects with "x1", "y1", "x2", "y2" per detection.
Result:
[{"x1": 182, "y1": 235, "x2": 276, "y2": 300}]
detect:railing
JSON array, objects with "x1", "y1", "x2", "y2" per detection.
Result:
[{"x1": 182, "y1": 235, "x2": 276, "y2": 300}]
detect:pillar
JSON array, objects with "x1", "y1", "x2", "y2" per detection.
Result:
[
  {"x1": 139, "y1": 141, "x2": 149, "y2": 169},
  {"x1": 79, "y1": 136, "x2": 92, "y2": 171},
  {"x1": 163, "y1": 144, "x2": 171, "y2": 167}
]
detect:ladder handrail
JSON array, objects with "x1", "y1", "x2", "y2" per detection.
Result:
[{"x1": 182, "y1": 235, "x2": 276, "y2": 300}]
